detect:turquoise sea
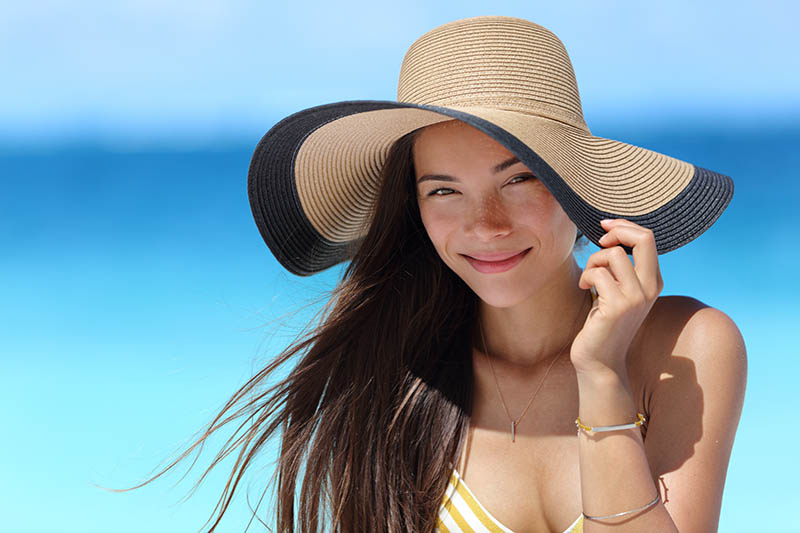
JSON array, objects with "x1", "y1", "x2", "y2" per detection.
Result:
[{"x1": 2, "y1": 119, "x2": 798, "y2": 531}]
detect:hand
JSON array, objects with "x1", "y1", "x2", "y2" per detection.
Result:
[{"x1": 571, "y1": 219, "x2": 664, "y2": 379}]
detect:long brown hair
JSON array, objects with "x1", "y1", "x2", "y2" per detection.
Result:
[{"x1": 126, "y1": 128, "x2": 476, "y2": 532}]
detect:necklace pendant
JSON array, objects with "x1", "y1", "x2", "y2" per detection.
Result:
[{"x1": 511, "y1": 421, "x2": 516, "y2": 442}]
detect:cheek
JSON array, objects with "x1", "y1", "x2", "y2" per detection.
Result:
[
  {"x1": 419, "y1": 203, "x2": 456, "y2": 255},
  {"x1": 507, "y1": 192, "x2": 553, "y2": 230},
  {"x1": 512, "y1": 193, "x2": 575, "y2": 246},
  {"x1": 541, "y1": 199, "x2": 577, "y2": 246}
]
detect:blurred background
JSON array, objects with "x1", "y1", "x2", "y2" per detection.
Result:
[{"x1": 2, "y1": 1, "x2": 797, "y2": 531}]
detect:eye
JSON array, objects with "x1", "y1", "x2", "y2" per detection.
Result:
[
  {"x1": 507, "y1": 173, "x2": 536, "y2": 185},
  {"x1": 428, "y1": 187, "x2": 456, "y2": 197}
]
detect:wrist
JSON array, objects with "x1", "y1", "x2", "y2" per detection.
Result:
[
  {"x1": 575, "y1": 364, "x2": 630, "y2": 390},
  {"x1": 575, "y1": 366, "x2": 637, "y2": 428}
]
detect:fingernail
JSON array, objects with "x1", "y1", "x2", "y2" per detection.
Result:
[{"x1": 600, "y1": 218, "x2": 613, "y2": 224}]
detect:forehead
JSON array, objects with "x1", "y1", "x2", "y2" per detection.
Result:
[
  {"x1": 414, "y1": 119, "x2": 510, "y2": 150},
  {"x1": 412, "y1": 119, "x2": 516, "y2": 170}
]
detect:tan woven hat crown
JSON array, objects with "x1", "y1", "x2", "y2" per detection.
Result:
[{"x1": 248, "y1": 15, "x2": 733, "y2": 275}]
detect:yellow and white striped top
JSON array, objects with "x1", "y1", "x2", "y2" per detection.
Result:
[{"x1": 437, "y1": 469, "x2": 583, "y2": 533}]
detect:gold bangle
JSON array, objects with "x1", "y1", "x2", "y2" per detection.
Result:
[{"x1": 575, "y1": 413, "x2": 646, "y2": 434}]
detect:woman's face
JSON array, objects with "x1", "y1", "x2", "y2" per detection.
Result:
[{"x1": 413, "y1": 120, "x2": 579, "y2": 308}]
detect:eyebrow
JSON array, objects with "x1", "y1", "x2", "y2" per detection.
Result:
[{"x1": 416, "y1": 156, "x2": 522, "y2": 184}]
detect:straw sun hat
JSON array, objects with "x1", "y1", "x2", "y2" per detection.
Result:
[{"x1": 248, "y1": 15, "x2": 733, "y2": 276}]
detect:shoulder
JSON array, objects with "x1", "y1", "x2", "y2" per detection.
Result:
[
  {"x1": 641, "y1": 295, "x2": 747, "y2": 372},
  {"x1": 634, "y1": 295, "x2": 747, "y2": 530},
  {"x1": 634, "y1": 294, "x2": 747, "y2": 420}
]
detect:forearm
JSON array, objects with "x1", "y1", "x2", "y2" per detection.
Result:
[{"x1": 576, "y1": 368, "x2": 677, "y2": 532}]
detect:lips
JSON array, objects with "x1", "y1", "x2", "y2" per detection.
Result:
[{"x1": 462, "y1": 248, "x2": 531, "y2": 274}]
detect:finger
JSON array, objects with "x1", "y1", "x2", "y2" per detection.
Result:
[
  {"x1": 598, "y1": 220, "x2": 661, "y2": 298},
  {"x1": 579, "y1": 264, "x2": 624, "y2": 306},
  {"x1": 584, "y1": 245, "x2": 643, "y2": 299},
  {"x1": 599, "y1": 218, "x2": 640, "y2": 253}
]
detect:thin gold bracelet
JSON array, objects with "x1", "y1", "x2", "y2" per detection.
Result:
[
  {"x1": 575, "y1": 413, "x2": 646, "y2": 434},
  {"x1": 583, "y1": 493, "x2": 660, "y2": 521}
]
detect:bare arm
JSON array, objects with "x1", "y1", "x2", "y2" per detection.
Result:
[{"x1": 576, "y1": 304, "x2": 747, "y2": 532}]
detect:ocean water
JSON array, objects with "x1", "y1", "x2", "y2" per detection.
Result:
[{"x1": 2, "y1": 120, "x2": 798, "y2": 532}]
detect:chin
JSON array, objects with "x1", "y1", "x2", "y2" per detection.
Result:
[
  {"x1": 443, "y1": 255, "x2": 541, "y2": 309},
  {"x1": 475, "y1": 290, "x2": 531, "y2": 309}
]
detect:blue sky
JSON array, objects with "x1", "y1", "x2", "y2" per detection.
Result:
[
  {"x1": 2, "y1": 1, "x2": 799, "y2": 531},
  {"x1": 2, "y1": 0, "x2": 798, "y2": 146}
]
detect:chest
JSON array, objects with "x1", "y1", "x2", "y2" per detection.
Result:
[{"x1": 456, "y1": 347, "x2": 652, "y2": 532}]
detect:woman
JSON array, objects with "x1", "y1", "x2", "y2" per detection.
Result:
[
  {"x1": 141, "y1": 16, "x2": 746, "y2": 532},
  {"x1": 410, "y1": 120, "x2": 745, "y2": 532}
]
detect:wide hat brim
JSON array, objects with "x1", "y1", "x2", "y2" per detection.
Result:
[{"x1": 248, "y1": 100, "x2": 733, "y2": 276}]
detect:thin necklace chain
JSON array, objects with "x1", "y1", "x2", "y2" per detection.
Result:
[{"x1": 478, "y1": 289, "x2": 592, "y2": 442}]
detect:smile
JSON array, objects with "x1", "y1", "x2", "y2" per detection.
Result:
[{"x1": 462, "y1": 248, "x2": 531, "y2": 274}]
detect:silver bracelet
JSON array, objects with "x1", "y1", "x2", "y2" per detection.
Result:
[{"x1": 582, "y1": 493, "x2": 660, "y2": 521}]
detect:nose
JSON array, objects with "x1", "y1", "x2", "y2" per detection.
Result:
[{"x1": 465, "y1": 194, "x2": 512, "y2": 241}]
